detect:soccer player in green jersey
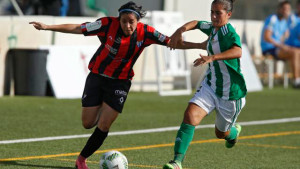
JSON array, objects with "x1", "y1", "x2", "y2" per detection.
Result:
[{"x1": 163, "y1": 0, "x2": 247, "y2": 168}]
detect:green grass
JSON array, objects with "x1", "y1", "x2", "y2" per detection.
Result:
[{"x1": 0, "y1": 88, "x2": 300, "y2": 169}]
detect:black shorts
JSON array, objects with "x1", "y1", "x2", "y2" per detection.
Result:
[{"x1": 81, "y1": 72, "x2": 131, "y2": 113}]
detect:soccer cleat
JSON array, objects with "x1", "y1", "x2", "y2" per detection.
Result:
[
  {"x1": 75, "y1": 156, "x2": 89, "y2": 169},
  {"x1": 225, "y1": 124, "x2": 242, "y2": 148},
  {"x1": 163, "y1": 160, "x2": 182, "y2": 169}
]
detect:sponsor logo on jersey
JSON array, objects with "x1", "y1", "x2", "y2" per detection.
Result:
[
  {"x1": 108, "y1": 36, "x2": 121, "y2": 44},
  {"x1": 115, "y1": 37, "x2": 122, "y2": 44},
  {"x1": 86, "y1": 20, "x2": 102, "y2": 32},
  {"x1": 105, "y1": 44, "x2": 118, "y2": 55}
]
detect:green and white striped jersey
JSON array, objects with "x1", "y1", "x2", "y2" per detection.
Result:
[{"x1": 197, "y1": 21, "x2": 247, "y2": 100}]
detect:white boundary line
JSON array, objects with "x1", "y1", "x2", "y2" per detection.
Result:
[{"x1": 1, "y1": 117, "x2": 300, "y2": 145}]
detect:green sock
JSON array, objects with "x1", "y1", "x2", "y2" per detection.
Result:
[
  {"x1": 225, "y1": 126, "x2": 238, "y2": 141},
  {"x1": 174, "y1": 123, "x2": 195, "y2": 162}
]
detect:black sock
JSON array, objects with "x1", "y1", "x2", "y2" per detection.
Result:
[{"x1": 80, "y1": 127, "x2": 108, "y2": 158}]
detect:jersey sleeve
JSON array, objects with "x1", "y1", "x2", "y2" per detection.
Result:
[
  {"x1": 264, "y1": 15, "x2": 276, "y2": 31},
  {"x1": 228, "y1": 32, "x2": 242, "y2": 48},
  {"x1": 226, "y1": 24, "x2": 242, "y2": 48},
  {"x1": 197, "y1": 21, "x2": 213, "y2": 36},
  {"x1": 81, "y1": 17, "x2": 110, "y2": 37},
  {"x1": 144, "y1": 25, "x2": 170, "y2": 46}
]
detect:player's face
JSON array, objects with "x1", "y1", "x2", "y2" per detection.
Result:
[
  {"x1": 120, "y1": 13, "x2": 138, "y2": 36},
  {"x1": 279, "y1": 3, "x2": 291, "y2": 19},
  {"x1": 210, "y1": 3, "x2": 232, "y2": 29}
]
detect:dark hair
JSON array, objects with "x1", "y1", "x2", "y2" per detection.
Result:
[
  {"x1": 278, "y1": 0, "x2": 291, "y2": 8},
  {"x1": 118, "y1": 1, "x2": 147, "y2": 20},
  {"x1": 212, "y1": 0, "x2": 236, "y2": 12}
]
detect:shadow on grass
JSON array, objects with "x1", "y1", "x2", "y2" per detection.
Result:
[{"x1": 0, "y1": 161, "x2": 75, "y2": 169}]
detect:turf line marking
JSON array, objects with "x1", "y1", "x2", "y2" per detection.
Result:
[
  {"x1": 1, "y1": 117, "x2": 300, "y2": 145},
  {"x1": 0, "y1": 131, "x2": 299, "y2": 162}
]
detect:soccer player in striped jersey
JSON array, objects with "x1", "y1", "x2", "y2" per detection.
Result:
[
  {"x1": 163, "y1": 0, "x2": 247, "y2": 168},
  {"x1": 30, "y1": 1, "x2": 201, "y2": 169}
]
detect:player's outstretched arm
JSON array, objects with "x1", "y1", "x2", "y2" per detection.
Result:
[
  {"x1": 168, "y1": 20, "x2": 199, "y2": 50},
  {"x1": 175, "y1": 39, "x2": 208, "y2": 50},
  {"x1": 29, "y1": 21, "x2": 82, "y2": 34}
]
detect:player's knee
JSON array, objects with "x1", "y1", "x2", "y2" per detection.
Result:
[
  {"x1": 82, "y1": 121, "x2": 95, "y2": 129},
  {"x1": 183, "y1": 111, "x2": 200, "y2": 126}
]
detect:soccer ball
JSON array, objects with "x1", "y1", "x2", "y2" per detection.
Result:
[{"x1": 99, "y1": 150, "x2": 128, "y2": 169}]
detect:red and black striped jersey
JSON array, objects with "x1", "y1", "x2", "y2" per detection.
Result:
[{"x1": 81, "y1": 17, "x2": 170, "y2": 80}]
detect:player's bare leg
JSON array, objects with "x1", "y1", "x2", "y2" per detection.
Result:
[
  {"x1": 81, "y1": 105, "x2": 102, "y2": 129},
  {"x1": 278, "y1": 47, "x2": 300, "y2": 87},
  {"x1": 76, "y1": 103, "x2": 119, "y2": 169}
]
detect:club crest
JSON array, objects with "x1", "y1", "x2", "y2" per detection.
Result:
[{"x1": 136, "y1": 40, "x2": 144, "y2": 48}]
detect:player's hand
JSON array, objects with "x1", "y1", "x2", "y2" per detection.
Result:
[
  {"x1": 29, "y1": 21, "x2": 48, "y2": 30},
  {"x1": 167, "y1": 29, "x2": 184, "y2": 50},
  {"x1": 193, "y1": 54, "x2": 213, "y2": 67}
]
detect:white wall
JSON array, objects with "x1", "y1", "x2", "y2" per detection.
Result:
[
  {"x1": 11, "y1": 16, "x2": 54, "y2": 48},
  {"x1": 53, "y1": 17, "x2": 99, "y2": 45},
  {"x1": 164, "y1": 0, "x2": 213, "y2": 21}
]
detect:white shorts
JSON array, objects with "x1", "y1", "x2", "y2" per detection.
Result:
[{"x1": 189, "y1": 84, "x2": 246, "y2": 132}]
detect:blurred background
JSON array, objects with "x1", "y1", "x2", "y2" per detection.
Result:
[
  {"x1": 0, "y1": 0, "x2": 299, "y2": 98},
  {"x1": 1, "y1": 1, "x2": 300, "y2": 168}
]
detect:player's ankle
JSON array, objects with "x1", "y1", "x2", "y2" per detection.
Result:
[{"x1": 77, "y1": 155, "x2": 87, "y2": 161}]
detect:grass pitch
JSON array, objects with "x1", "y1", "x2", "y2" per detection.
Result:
[{"x1": 0, "y1": 88, "x2": 300, "y2": 169}]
